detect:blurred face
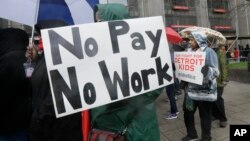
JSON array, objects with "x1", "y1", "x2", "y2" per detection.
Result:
[{"x1": 189, "y1": 38, "x2": 198, "y2": 49}]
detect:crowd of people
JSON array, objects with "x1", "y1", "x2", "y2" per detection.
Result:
[{"x1": 0, "y1": 3, "x2": 239, "y2": 141}]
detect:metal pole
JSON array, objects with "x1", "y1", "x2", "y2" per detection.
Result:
[
  {"x1": 177, "y1": 19, "x2": 180, "y2": 32},
  {"x1": 31, "y1": 0, "x2": 40, "y2": 44},
  {"x1": 234, "y1": 0, "x2": 239, "y2": 46}
]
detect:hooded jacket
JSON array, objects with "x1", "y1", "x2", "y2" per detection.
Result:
[
  {"x1": 187, "y1": 31, "x2": 220, "y2": 101},
  {"x1": 0, "y1": 28, "x2": 32, "y2": 134},
  {"x1": 29, "y1": 20, "x2": 82, "y2": 141},
  {"x1": 91, "y1": 4, "x2": 162, "y2": 141}
]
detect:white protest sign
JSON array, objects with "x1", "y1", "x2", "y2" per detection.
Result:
[
  {"x1": 41, "y1": 16, "x2": 173, "y2": 118},
  {"x1": 174, "y1": 52, "x2": 206, "y2": 85}
]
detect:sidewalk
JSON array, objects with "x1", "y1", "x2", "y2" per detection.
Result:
[{"x1": 156, "y1": 81, "x2": 250, "y2": 141}]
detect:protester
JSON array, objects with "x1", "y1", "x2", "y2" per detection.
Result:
[
  {"x1": 234, "y1": 47, "x2": 239, "y2": 62},
  {"x1": 212, "y1": 45, "x2": 229, "y2": 128},
  {"x1": 225, "y1": 45, "x2": 231, "y2": 59},
  {"x1": 245, "y1": 44, "x2": 250, "y2": 57},
  {"x1": 89, "y1": 3, "x2": 163, "y2": 141},
  {"x1": 165, "y1": 44, "x2": 179, "y2": 120},
  {"x1": 26, "y1": 20, "x2": 82, "y2": 141},
  {"x1": 0, "y1": 28, "x2": 32, "y2": 141},
  {"x1": 182, "y1": 31, "x2": 219, "y2": 141},
  {"x1": 248, "y1": 51, "x2": 250, "y2": 73},
  {"x1": 165, "y1": 84, "x2": 179, "y2": 119}
]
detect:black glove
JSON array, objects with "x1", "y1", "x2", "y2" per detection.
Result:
[
  {"x1": 180, "y1": 81, "x2": 188, "y2": 90},
  {"x1": 201, "y1": 65, "x2": 209, "y2": 77}
]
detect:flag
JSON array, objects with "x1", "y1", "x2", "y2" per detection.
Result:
[{"x1": 38, "y1": 0, "x2": 74, "y2": 25}]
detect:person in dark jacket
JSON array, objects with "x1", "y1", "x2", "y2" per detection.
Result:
[
  {"x1": 26, "y1": 20, "x2": 82, "y2": 141},
  {"x1": 0, "y1": 28, "x2": 32, "y2": 141},
  {"x1": 90, "y1": 4, "x2": 163, "y2": 141}
]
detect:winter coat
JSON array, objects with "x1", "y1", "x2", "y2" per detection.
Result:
[
  {"x1": 0, "y1": 28, "x2": 32, "y2": 134},
  {"x1": 216, "y1": 48, "x2": 229, "y2": 87},
  {"x1": 29, "y1": 56, "x2": 82, "y2": 141},
  {"x1": 91, "y1": 4, "x2": 162, "y2": 141},
  {"x1": 187, "y1": 31, "x2": 219, "y2": 102},
  {"x1": 29, "y1": 20, "x2": 82, "y2": 141}
]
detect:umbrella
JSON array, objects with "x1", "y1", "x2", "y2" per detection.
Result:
[
  {"x1": 0, "y1": 0, "x2": 96, "y2": 26},
  {"x1": 179, "y1": 26, "x2": 226, "y2": 46},
  {"x1": 165, "y1": 27, "x2": 183, "y2": 44},
  {"x1": 0, "y1": 0, "x2": 98, "y2": 42}
]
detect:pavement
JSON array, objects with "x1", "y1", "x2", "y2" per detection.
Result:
[{"x1": 156, "y1": 81, "x2": 250, "y2": 141}]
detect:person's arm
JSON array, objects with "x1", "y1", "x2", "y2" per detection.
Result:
[
  {"x1": 205, "y1": 49, "x2": 220, "y2": 80},
  {"x1": 220, "y1": 50, "x2": 229, "y2": 82}
]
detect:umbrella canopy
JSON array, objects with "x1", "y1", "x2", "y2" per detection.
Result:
[
  {"x1": 165, "y1": 27, "x2": 183, "y2": 44},
  {"x1": 0, "y1": 0, "x2": 97, "y2": 26},
  {"x1": 179, "y1": 26, "x2": 226, "y2": 46}
]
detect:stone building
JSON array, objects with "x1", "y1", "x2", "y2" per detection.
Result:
[{"x1": 1, "y1": 0, "x2": 249, "y2": 46}]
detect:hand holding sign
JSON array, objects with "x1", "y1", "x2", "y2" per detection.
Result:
[{"x1": 201, "y1": 65, "x2": 209, "y2": 77}]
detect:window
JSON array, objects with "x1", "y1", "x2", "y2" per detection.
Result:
[
  {"x1": 208, "y1": 0, "x2": 229, "y2": 10},
  {"x1": 165, "y1": 15, "x2": 197, "y2": 30},
  {"x1": 166, "y1": 0, "x2": 195, "y2": 7}
]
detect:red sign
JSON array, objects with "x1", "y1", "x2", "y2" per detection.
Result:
[
  {"x1": 172, "y1": 5, "x2": 189, "y2": 11},
  {"x1": 212, "y1": 26, "x2": 232, "y2": 30},
  {"x1": 171, "y1": 25, "x2": 195, "y2": 29},
  {"x1": 213, "y1": 8, "x2": 227, "y2": 13}
]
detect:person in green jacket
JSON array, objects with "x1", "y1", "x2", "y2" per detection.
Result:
[
  {"x1": 90, "y1": 3, "x2": 163, "y2": 141},
  {"x1": 212, "y1": 45, "x2": 229, "y2": 128}
]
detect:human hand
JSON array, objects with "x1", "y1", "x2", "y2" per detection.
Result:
[
  {"x1": 25, "y1": 44, "x2": 38, "y2": 61},
  {"x1": 201, "y1": 65, "x2": 209, "y2": 77}
]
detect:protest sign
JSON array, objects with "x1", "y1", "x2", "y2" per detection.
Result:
[
  {"x1": 174, "y1": 52, "x2": 206, "y2": 85},
  {"x1": 41, "y1": 16, "x2": 173, "y2": 118}
]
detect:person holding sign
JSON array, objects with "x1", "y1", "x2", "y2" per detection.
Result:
[
  {"x1": 0, "y1": 28, "x2": 32, "y2": 141},
  {"x1": 164, "y1": 44, "x2": 179, "y2": 120},
  {"x1": 182, "y1": 31, "x2": 219, "y2": 141},
  {"x1": 26, "y1": 20, "x2": 82, "y2": 141},
  {"x1": 88, "y1": 3, "x2": 163, "y2": 141}
]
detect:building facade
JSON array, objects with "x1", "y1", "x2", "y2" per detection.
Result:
[
  {"x1": 164, "y1": 0, "x2": 233, "y2": 34},
  {"x1": 1, "y1": 0, "x2": 249, "y2": 46},
  {"x1": 230, "y1": 0, "x2": 250, "y2": 46},
  {"x1": 163, "y1": 0, "x2": 250, "y2": 46}
]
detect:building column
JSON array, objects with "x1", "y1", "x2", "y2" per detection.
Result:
[
  {"x1": 195, "y1": 0, "x2": 210, "y2": 28},
  {"x1": 128, "y1": 0, "x2": 165, "y2": 24}
]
